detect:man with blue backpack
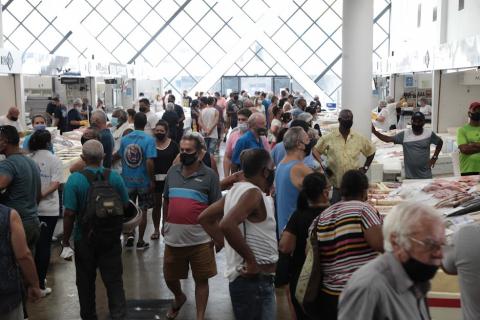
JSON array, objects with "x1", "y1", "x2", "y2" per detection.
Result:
[{"x1": 62, "y1": 140, "x2": 130, "y2": 320}]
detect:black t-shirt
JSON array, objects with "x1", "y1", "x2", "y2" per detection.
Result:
[
  {"x1": 67, "y1": 109, "x2": 82, "y2": 131},
  {"x1": 174, "y1": 104, "x2": 185, "y2": 127},
  {"x1": 162, "y1": 111, "x2": 179, "y2": 139},
  {"x1": 153, "y1": 140, "x2": 179, "y2": 177},
  {"x1": 46, "y1": 102, "x2": 57, "y2": 115},
  {"x1": 284, "y1": 206, "x2": 328, "y2": 283},
  {"x1": 54, "y1": 105, "x2": 68, "y2": 133}
]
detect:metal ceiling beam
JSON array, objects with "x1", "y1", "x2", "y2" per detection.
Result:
[
  {"x1": 127, "y1": 0, "x2": 192, "y2": 64},
  {"x1": 50, "y1": 30, "x2": 72, "y2": 54}
]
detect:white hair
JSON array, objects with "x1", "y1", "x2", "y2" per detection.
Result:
[
  {"x1": 82, "y1": 140, "x2": 104, "y2": 163},
  {"x1": 383, "y1": 202, "x2": 443, "y2": 252},
  {"x1": 73, "y1": 98, "x2": 83, "y2": 105},
  {"x1": 283, "y1": 126, "x2": 305, "y2": 151},
  {"x1": 247, "y1": 112, "x2": 266, "y2": 128},
  {"x1": 297, "y1": 112, "x2": 313, "y2": 123},
  {"x1": 386, "y1": 96, "x2": 395, "y2": 103}
]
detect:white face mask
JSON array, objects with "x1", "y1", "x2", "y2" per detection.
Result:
[{"x1": 238, "y1": 123, "x2": 248, "y2": 132}]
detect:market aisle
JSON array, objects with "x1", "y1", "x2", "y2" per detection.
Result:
[{"x1": 28, "y1": 218, "x2": 236, "y2": 320}]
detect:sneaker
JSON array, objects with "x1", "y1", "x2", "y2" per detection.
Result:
[
  {"x1": 125, "y1": 236, "x2": 134, "y2": 248},
  {"x1": 136, "y1": 241, "x2": 150, "y2": 250},
  {"x1": 40, "y1": 287, "x2": 52, "y2": 297}
]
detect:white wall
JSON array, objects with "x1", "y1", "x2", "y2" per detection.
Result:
[
  {"x1": 437, "y1": 71, "x2": 480, "y2": 132},
  {"x1": 0, "y1": 75, "x2": 17, "y2": 115},
  {"x1": 446, "y1": 0, "x2": 480, "y2": 43}
]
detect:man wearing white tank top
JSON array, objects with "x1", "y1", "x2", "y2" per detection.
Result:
[{"x1": 199, "y1": 149, "x2": 278, "y2": 320}]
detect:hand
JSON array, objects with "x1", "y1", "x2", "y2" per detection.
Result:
[
  {"x1": 240, "y1": 261, "x2": 260, "y2": 278},
  {"x1": 429, "y1": 158, "x2": 437, "y2": 168},
  {"x1": 60, "y1": 245, "x2": 74, "y2": 261},
  {"x1": 28, "y1": 286, "x2": 42, "y2": 303}
]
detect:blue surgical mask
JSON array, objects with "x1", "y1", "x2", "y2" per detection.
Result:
[
  {"x1": 34, "y1": 124, "x2": 46, "y2": 131},
  {"x1": 110, "y1": 117, "x2": 119, "y2": 127}
]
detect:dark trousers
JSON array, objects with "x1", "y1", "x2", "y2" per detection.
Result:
[
  {"x1": 35, "y1": 216, "x2": 58, "y2": 289},
  {"x1": 74, "y1": 239, "x2": 126, "y2": 320},
  {"x1": 304, "y1": 290, "x2": 339, "y2": 320},
  {"x1": 461, "y1": 172, "x2": 479, "y2": 176}
]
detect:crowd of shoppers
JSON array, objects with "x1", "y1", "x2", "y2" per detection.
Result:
[{"x1": 1, "y1": 90, "x2": 478, "y2": 320}]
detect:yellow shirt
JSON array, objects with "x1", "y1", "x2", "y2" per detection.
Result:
[{"x1": 314, "y1": 129, "x2": 376, "y2": 188}]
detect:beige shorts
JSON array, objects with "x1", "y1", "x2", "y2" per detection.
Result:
[{"x1": 164, "y1": 243, "x2": 217, "y2": 281}]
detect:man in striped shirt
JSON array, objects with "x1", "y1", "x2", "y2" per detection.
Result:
[
  {"x1": 312, "y1": 170, "x2": 384, "y2": 319},
  {"x1": 162, "y1": 133, "x2": 222, "y2": 320}
]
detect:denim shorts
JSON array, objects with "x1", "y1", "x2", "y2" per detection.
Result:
[{"x1": 229, "y1": 274, "x2": 276, "y2": 320}]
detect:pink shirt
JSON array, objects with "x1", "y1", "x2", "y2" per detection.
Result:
[{"x1": 225, "y1": 129, "x2": 271, "y2": 158}]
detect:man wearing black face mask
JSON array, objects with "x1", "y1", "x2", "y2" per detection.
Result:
[
  {"x1": 372, "y1": 111, "x2": 443, "y2": 179},
  {"x1": 231, "y1": 113, "x2": 270, "y2": 172},
  {"x1": 275, "y1": 127, "x2": 313, "y2": 235},
  {"x1": 457, "y1": 102, "x2": 480, "y2": 176},
  {"x1": 313, "y1": 109, "x2": 376, "y2": 204},
  {"x1": 162, "y1": 132, "x2": 221, "y2": 320},
  {"x1": 339, "y1": 202, "x2": 445, "y2": 320}
]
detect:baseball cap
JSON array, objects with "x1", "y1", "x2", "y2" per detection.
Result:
[
  {"x1": 412, "y1": 111, "x2": 425, "y2": 120},
  {"x1": 469, "y1": 102, "x2": 480, "y2": 112}
]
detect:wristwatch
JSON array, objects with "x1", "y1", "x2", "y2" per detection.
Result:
[
  {"x1": 363, "y1": 165, "x2": 369, "y2": 171},
  {"x1": 431, "y1": 155, "x2": 438, "y2": 160}
]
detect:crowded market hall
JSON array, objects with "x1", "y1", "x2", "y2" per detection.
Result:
[{"x1": 1, "y1": 0, "x2": 480, "y2": 319}]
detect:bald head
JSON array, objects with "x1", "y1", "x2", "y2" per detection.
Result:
[
  {"x1": 339, "y1": 109, "x2": 353, "y2": 120},
  {"x1": 82, "y1": 140, "x2": 104, "y2": 165},
  {"x1": 91, "y1": 110, "x2": 107, "y2": 128},
  {"x1": 7, "y1": 107, "x2": 20, "y2": 121},
  {"x1": 248, "y1": 112, "x2": 266, "y2": 129}
]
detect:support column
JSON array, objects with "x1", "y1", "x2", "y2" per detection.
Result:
[
  {"x1": 342, "y1": 0, "x2": 374, "y2": 138},
  {"x1": 431, "y1": 70, "x2": 441, "y2": 132},
  {"x1": 0, "y1": 1, "x2": 4, "y2": 48},
  {"x1": 14, "y1": 74, "x2": 26, "y2": 127}
]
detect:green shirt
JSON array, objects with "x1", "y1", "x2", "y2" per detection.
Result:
[
  {"x1": 0, "y1": 154, "x2": 41, "y2": 225},
  {"x1": 457, "y1": 124, "x2": 480, "y2": 174},
  {"x1": 63, "y1": 167, "x2": 129, "y2": 241}
]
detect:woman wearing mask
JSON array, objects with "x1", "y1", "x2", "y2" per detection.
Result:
[
  {"x1": 310, "y1": 170, "x2": 383, "y2": 319},
  {"x1": 269, "y1": 106, "x2": 283, "y2": 144},
  {"x1": 111, "y1": 109, "x2": 133, "y2": 173},
  {"x1": 151, "y1": 120, "x2": 179, "y2": 240},
  {"x1": 29, "y1": 129, "x2": 63, "y2": 297},
  {"x1": 23, "y1": 115, "x2": 53, "y2": 153},
  {"x1": 279, "y1": 172, "x2": 330, "y2": 319}
]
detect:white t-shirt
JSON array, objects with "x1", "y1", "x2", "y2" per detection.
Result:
[
  {"x1": 386, "y1": 103, "x2": 398, "y2": 127},
  {"x1": 0, "y1": 115, "x2": 25, "y2": 133},
  {"x1": 30, "y1": 150, "x2": 63, "y2": 216},
  {"x1": 374, "y1": 107, "x2": 391, "y2": 131},
  {"x1": 419, "y1": 104, "x2": 432, "y2": 115},
  {"x1": 144, "y1": 111, "x2": 159, "y2": 136},
  {"x1": 200, "y1": 107, "x2": 218, "y2": 139}
]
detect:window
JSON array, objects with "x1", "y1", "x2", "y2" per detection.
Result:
[
  {"x1": 417, "y1": 4, "x2": 422, "y2": 27},
  {"x1": 459, "y1": 0, "x2": 464, "y2": 11},
  {"x1": 433, "y1": 7, "x2": 437, "y2": 21}
]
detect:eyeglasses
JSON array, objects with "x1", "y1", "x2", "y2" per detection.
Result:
[{"x1": 409, "y1": 237, "x2": 446, "y2": 252}]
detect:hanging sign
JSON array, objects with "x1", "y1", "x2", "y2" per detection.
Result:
[{"x1": 0, "y1": 48, "x2": 22, "y2": 74}]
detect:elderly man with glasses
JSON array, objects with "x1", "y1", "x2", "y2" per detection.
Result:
[{"x1": 338, "y1": 202, "x2": 446, "y2": 320}]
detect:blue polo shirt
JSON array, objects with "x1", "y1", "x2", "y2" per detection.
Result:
[{"x1": 232, "y1": 130, "x2": 265, "y2": 165}]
